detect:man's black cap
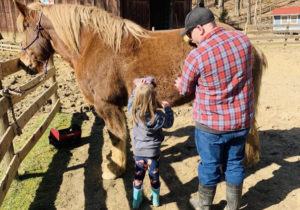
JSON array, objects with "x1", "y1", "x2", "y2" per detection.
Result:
[{"x1": 179, "y1": 7, "x2": 215, "y2": 36}]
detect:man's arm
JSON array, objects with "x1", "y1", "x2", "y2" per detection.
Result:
[{"x1": 175, "y1": 52, "x2": 199, "y2": 95}]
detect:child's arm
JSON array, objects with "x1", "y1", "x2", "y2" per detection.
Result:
[
  {"x1": 127, "y1": 89, "x2": 136, "y2": 119},
  {"x1": 161, "y1": 101, "x2": 174, "y2": 128},
  {"x1": 147, "y1": 101, "x2": 174, "y2": 129}
]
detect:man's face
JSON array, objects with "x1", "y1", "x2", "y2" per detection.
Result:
[{"x1": 187, "y1": 25, "x2": 205, "y2": 45}]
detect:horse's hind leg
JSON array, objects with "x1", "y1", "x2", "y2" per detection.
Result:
[{"x1": 94, "y1": 101, "x2": 127, "y2": 180}]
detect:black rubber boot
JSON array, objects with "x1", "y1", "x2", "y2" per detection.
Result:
[
  {"x1": 225, "y1": 182, "x2": 243, "y2": 210},
  {"x1": 189, "y1": 184, "x2": 216, "y2": 210}
]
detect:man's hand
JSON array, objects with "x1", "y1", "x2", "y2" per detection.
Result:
[
  {"x1": 161, "y1": 101, "x2": 170, "y2": 108},
  {"x1": 175, "y1": 77, "x2": 182, "y2": 91}
]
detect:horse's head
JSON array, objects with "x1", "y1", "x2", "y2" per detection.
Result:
[{"x1": 14, "y1": 0, "x2": 54, "y2": 74}]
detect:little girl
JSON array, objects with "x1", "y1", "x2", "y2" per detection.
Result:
[{"x1": 128, "y1": 77, "x2": 174, "y2": 208}]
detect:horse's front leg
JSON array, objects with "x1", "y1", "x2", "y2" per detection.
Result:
[{"x1": 94, "y1": 101, "x2": 127, "y2": 180}]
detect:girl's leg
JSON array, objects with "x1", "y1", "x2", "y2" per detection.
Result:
[
  {"x1": 133, "y1": 156, "x2": 146, "y2": 208},
  {"x1": 147, "y1": 156, "x2": 160, "y2": 206},
  {"x1": 133, "y1": 156, "x2": 147, "y2": 189},
  {"x1": 147, "y1": 156, "x2": 160, "y2": 189}
]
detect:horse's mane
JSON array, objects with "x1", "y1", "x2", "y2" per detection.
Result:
[{"x1": 17, "y1": 3, "x2": 149, "y2": 53}]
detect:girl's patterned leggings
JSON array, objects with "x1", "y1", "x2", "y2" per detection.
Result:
[{"x1": 133, "y1": 155, "x2": 160, "y2": 190}]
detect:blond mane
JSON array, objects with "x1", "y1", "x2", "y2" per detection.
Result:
[{"x1": 17, "y1": 3, "x2": 148, "y2": 53}]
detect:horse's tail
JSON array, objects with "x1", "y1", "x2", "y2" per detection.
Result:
[
  {"x1": 252, "y1": 45, "x2": 267, "y2": 112},
  {"x1": 244, "y1": 45, "x2": 267, "y2": 168}
]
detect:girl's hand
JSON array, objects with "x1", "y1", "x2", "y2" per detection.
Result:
[
  {"x1": 161, "y1": 101, "x2": 170, "y2": 108},
  {"x1": 134, "y1": 78, "x2": 144, "y2": 86},
  {"x1": 134, "y1": 77, "x2": 155, "y2": 86}
]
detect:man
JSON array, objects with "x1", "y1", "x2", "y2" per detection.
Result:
[{"x1": 175, "y1": 7, "x2": 253, "y2": 210}]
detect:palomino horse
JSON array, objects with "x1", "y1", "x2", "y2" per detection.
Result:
[{"x1": 14, "y1": 1, "x2": 266, "y2": 179}]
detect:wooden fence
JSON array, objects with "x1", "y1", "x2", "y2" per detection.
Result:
[
  {"x1": 0, "y1": 41, "x2": 20, "y2": 52},
  {"x1": 0, "y1": 56, "x2": 60, "y2": 205},
  {"x1": 246, "y1": 24, "x2": 300, "y2": 46}
]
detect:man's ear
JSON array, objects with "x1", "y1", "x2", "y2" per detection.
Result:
[
  {"x1": 197, "y1": 25, "x2": 205, "y2": 35},
  {"x1": 14, "y1": 0, "x2": 29, "y2": 18}
]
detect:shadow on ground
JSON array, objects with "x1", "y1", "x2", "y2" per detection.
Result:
[{"x1": 23, "y1": 114, "x2": 300, "y2": 209}]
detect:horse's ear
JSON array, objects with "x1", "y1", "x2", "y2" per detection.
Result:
[{"x1": 14, "y1": 0, "x2": 29, "y2": 18}]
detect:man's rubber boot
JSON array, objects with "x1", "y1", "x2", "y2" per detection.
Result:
[
  {"x1": 150, "y1": 188, "x2": 160, "y2": 206},
  {"x1": 189, "y1": 184, "x2": 216, "y2": 210},
  {"x1": 225, "y1": 182, "x2": 243, "y2": 210},
  {"x1": 133, "y1": 188, "x2": 143, "y2": 209}
]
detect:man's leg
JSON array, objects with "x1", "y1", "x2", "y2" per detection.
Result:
[
  {"x1": 190, "y1": 128, "x2": 223, "y2": 209},
  {"x1": 224, "y1": 128, "x2": 249, "y2": 210}
]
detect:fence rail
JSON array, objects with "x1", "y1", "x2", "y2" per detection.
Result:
[
  {"x1": 246, "y1": 24, "x2": 300, "y2": 45},
  {"x1": 0, "y1": 42, "x2": 20, "y2": 52},
  {"x1": 0, "y1": 56, "x2": 60, "y2": 205}
]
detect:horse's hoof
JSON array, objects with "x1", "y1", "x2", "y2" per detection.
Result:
[{"x1": 102, "y1": 171, "x2": 118, "y2": 180}]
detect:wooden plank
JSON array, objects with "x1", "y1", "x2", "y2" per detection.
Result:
[
  {"x1": 0, "y1": 127, "x2": 16, "y2": 166},
  {"x1": 251, "y1": 41, "x2": 300, "y2": 46},
  {"x1": 0, "y1": 154, "x2": 20, "y2": 206},
  {"x1": 18, "y1": 99, "x2": 60, "y2": 162},
  {"x1": 247, "y1": 30, "x2": 300, "y2": 35},
  {"x1": 0, "y1": 98, "x2": 9, "y2": 122},
  {"x1": 249, "y1": 35, "x2": 300, "y2": 40},
  {"x1": 0, "y1": 80, "x2": 15, "y2": 177},
  {"x1": 0, "y1": 58, "x2": 21, "y2": 80},
  {"x1": 248, "y1": 24, "x2": 300, "y2": 28},
  {"x1": 18, "y1": 66, "x2": 56, "y2": 92},
  {"x1": 0, "y1": 67, "x2": 56, "y2": 118},
  {"x1": 12, "y1": 82, "x2": 58, "y2": 131},
  {"x1": 0, "y1": 42, "x2": 21, "y2": 52},
  {"x1": 0, "y1": 83, "x2": 58, "y2": 164}
]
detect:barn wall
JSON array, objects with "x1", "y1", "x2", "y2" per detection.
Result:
[{"x1": 121, "y1": 0, "x2": 191, "y2": 30}]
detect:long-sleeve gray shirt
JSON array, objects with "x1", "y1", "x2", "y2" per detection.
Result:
[{"x1": 128, "y1": 89, "x2": 174, "y2": 157}]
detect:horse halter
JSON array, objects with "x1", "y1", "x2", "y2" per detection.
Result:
[{"x1": 21, "y1": 11, "x2": 49, "y2": 75}]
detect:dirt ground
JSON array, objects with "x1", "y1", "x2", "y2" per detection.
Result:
[{"x1": 1, "y1": 44, "x2": 300, "y2": 210}]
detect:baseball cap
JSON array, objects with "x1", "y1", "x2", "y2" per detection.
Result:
[{"x1": 179, "y1": 7, "x2": 215, "y2": 36}]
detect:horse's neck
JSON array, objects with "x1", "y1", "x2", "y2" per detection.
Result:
[
  {"x1": 49, "y1": 25, "x2": 108, "y2": 69},
  {"x1": 49, "y1": 30, "x2": 78, "y2": 69}
]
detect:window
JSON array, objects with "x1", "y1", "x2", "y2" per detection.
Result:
[
  {"x1": 281, "y1": 16, "x2": 288, "y2": 24},
  {"x1": 290, "y1": 15, "x2": 298, "y2": 24}
]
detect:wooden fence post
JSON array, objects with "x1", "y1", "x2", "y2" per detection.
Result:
[
  {"x1": 0, "y1": 80, "x2": 18, "y2": 179},
  {"x1": 48, "y1": 55, "x2": 58, "y2": 104}
]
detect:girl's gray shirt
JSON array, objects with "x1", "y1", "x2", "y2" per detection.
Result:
[{"x1": 128, "y1": 89, "x2": 174, "y2": 157}]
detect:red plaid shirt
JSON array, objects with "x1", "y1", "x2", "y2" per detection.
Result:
[{"x1": 178, "y1": 27, "x2": 254, "y2": 131}]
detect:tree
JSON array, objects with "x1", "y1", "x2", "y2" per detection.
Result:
[
  {"x1": 254, "y1": 0, "x2": 258, "y2": 25},
  {"x1": 246, "y1": 0, "x2": 251, "y2": 24},
  {"x1": 218, "y1": 0, "x2": 224, "y2": 21},
  {"x1": 240, "y1": 0, "x2": 244, "y2": 10},
  {"x1": 235, "y1": 0, "x2": 241, "y2": 16}
]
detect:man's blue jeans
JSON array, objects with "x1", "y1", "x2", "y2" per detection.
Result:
[{"x1": 195, "y1": 127, "x2": 250, "y2": 186}]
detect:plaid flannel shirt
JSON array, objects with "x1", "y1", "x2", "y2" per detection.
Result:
[{"x1": 178, "y1": 27, "x2": 254, "y2": 131}]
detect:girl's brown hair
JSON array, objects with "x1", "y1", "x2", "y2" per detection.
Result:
[{"x1": 131, "y1": 83, "x2": 158, "y2": 125}]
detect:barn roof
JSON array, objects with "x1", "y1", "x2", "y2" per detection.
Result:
[{"x1": 271, "y1": 7, "x2": 300, "y2": 15}]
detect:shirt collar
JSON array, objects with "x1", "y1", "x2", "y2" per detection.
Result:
[{"x1": 202, "y1": 27, "x2": 224, "y2": 41}]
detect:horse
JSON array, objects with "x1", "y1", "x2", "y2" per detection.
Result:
[{"x1": 14, "y1": 1, "x2": 267, "y2": 180}]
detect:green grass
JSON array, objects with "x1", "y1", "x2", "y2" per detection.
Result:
[{"x1": 0, "y1": 112, "x2": 74, "y2": 210}]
